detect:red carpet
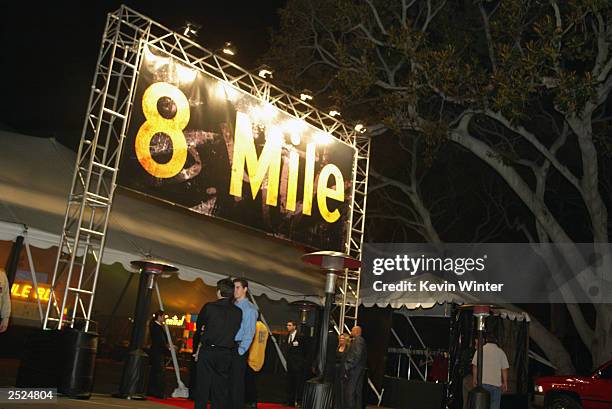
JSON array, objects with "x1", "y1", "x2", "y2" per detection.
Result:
[{"x1": 147, "y1": 397, "x2": 294, "y2": 409}]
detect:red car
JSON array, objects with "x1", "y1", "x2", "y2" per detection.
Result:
[{"x1": 533, "y1": 359, "x2": 612, "y2": 409}]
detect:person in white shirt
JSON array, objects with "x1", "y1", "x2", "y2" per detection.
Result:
[
  {"x1": 471, "y1": 334, "x2": 509, "y2": 409},
  {"x1": 0, "y1": 268, "x2": 11, "y2": 333}
]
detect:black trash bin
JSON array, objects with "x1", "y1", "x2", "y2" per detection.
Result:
[
  {"x1": 58, "y1": 329, "x2": 99, "y2": 399},
  {"x1": 16, "y1": 328, "x2": 98, "y2": 399},
  {"x1": 302, "y1": 378, "x2": 334, "y2": 409}
]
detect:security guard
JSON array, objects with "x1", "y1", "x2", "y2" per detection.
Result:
[{"x1": 194, "y1": 278, "x2": 242, "y2": 409}]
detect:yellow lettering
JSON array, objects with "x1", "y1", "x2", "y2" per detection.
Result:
[
  {"x1": 36, "y1": 287, "x2": 49, "y2": 301},
  {"x1": 286, "y1": 149, "x2": 299, "y2": 211},
  {"x1": 230, "y1": 113, "x2": 281, "y2": 206},
  {"x1": 303, "y1": 143, "x2": 316, "y2": 215},
  {"x1": 135, "y1": 82, "x2": 189, "y2": 179},
  {"x1": 317, "y1": 164, "x2": 344, "y2": 223},
  {"x1": 21, "y1": 285, "x2": 32, "y2": 298},
  {"x1": 164, "y1": 315, "x2": 186, "y2": 327}
]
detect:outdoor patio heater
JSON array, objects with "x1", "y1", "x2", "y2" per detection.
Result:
[
  {"x1": 300, "y1": 250, "x2": 361, "y2": 409},
  {"x1": 463, "y1": 304, "x2": 493, "y2": 409},
  {"x1": 116, "y1": 258, "x2": 178, "y2": 399}
]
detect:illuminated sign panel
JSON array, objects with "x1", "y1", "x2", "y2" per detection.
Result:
[
  {"x1": 11, "y1": 283, "x2": 51, "y2": 302},
  {"x1": 118, "y1": 46, "x2": 356, "y2": 250},
  {"x1": 163, "y1": 315, "x2": 186, "y2": 327}
]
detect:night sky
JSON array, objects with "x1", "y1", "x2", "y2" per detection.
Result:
[{"x1": 0, "y1": 1, "x2": 285, "y2": 149}]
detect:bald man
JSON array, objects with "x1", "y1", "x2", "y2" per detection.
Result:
[{"x1": 343, "y1": 326, "x2": 367, "y2": 409}]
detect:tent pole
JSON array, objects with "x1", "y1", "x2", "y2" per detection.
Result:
[
  {"x1": 102, "y1": 271, "x2": 133, "y2": 336},
  {"x1": 154, "y1": 281, "x2": 188, "y2": 398},
  {"x1": 23, "y1": 236, "x2": 44, "y2": 323},
  {"x1": 391, "y1": 328, "x2": 425, "y2": 381},
  {"x1": 4, "y1": 234, "x2": 24, "y2": 286},
  {"x1": 406, "y1": 315, "x2": 427, "y2": 349}
]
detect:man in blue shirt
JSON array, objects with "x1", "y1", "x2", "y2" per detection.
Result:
[{"x1": 231, "y1": 277, "x2": 258, "y2": 409}]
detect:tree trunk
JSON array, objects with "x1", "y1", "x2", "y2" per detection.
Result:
[
  {"x1": 592, "y1": 304, "x2": 612, "y2": 368},
  {"x1": 529, "y1": 316, "x2": 576, "y2": 374}
]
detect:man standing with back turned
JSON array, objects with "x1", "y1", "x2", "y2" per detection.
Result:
[
  {"x1": 194, "y1": 278, "x2": 242, "y2": 409},
  {"x1": 231, "y1": 277, "x2": 258, "y2": 409},
  {"x1": 471, "y1": 334, "x2": 509, "y2": 409}
]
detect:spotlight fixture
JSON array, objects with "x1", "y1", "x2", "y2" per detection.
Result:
[
  {"x1": 257, "y1": 65, "x2": 274, "y2": 79},
  {"x1": 328, "y1": 107, "x2": 341, "y2": 117},
  {"x1": 299, "y1": 89, "x2": 313, "y2": 101},
  {"x1": 182, "y1": 22, "x2": 201, "y2": 38},
  {"x1": 222, "y1": 41, "x2": 237, "y2": 56},
  {"x1": 354, "y1": 123, "x2": 367, "y2": 134}
]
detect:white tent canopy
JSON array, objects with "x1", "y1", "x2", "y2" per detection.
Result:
[{"x1": 0, "y1": 131, "x2": 324, "y2": 302}]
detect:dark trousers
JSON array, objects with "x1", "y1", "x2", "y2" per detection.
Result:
[
  {"x1": 195, "y1": 348, "x2": 232, "y2": 409},
  {"x1": 189, "y1": 357, "x2": 197, "y2": 399},
  {"x1": 333, "y1": 363, "x2": 345, "y2": 409},
  {"x1": 245, "y1": 365, "x2": 258, "y2": 404},
  {"x1": 147, "y1": 351, "x2": 165, "y2": 398},
  {"x1": 230, "y1": 351, "x2": 247, "y2": 409},
  {"x1": 344, "y1": 368, "x2": 365, "y2": 409},
  {"x1": 286, "y1": 365, "x2": 305, "y2": 405}
]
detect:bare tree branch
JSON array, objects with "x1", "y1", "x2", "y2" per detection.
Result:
[
  {"x1": 365, "y1": 0, "x2": 389, "y2": 36},
  {"x1": 478, "y1": 0, "x2": 497, "y2": 72}
]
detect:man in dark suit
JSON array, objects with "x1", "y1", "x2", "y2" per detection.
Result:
[
  {"x1": 194, "y1": 278, "x2": 242, "y2": 409},
  {"x1": 189, "y1": 301, "x2": 207, "y2": 399},
  {"x1": 344, "y1": 326, "x2": 367, "y2": 409},
  {"x1": 147, "y1": 310, "x2": 168, "y2": 398},
  {"x1": 283, "y1": 320, "x2": 307, "y2": 407}
]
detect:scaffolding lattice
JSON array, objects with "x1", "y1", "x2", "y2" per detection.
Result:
[
  {"x1": 44, "y1": 6, "x2": 370, "y2": 336},
  {"x1": 336, "y1": 136, "x2": 370, "y2": 334}
]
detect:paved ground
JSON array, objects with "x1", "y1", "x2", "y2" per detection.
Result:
[
  {"x1": 0, "y1": 394, "x2": 171, "y2": 409},
  {"x1": 0, "y1": 395, "x2": 389, "y2": 409},
  {"x1": 0, "y1": 358, "x2": 534, "y2": 409}
]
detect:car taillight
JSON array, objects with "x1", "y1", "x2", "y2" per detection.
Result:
[{"x1": 534, "y1": 385, "x2": 543, "y2": 393}]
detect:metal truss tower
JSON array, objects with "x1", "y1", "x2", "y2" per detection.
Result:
[
  {"x1": 43, "y1": 7, "x2": 146, "y2": 331},
  {"x1": 44, "y1": 5, "x2": 370, "y2": 333},
  {"x1": 336, "y1": 136, "x2": 370, "y2": 334}
]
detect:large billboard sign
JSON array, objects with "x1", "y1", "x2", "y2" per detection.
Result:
[{"x1": 118, "y1": 46, "x2": 356, "y2": 251}]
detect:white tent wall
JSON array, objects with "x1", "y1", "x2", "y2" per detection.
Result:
[{"x1": 0, "y1": 131, "x2": 324, "y2": 306}]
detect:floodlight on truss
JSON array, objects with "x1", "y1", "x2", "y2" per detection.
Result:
[
  {"x1": 300, "y1": 89, "x2": 314, "y2": 101},
  {"x1": 182, "y1": 22, "x2": 201, "y2": 38},
  {"x1": 329, "y1": 107, "x2": 341, "y2": 117},
  {"x1": 257, "y1": 65, "x2": 273, "y2": 79},
  {"x1": 222, "y1": 41, "x2": 236, "y2": 56}
]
